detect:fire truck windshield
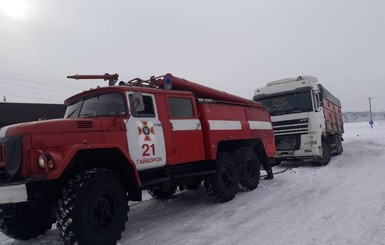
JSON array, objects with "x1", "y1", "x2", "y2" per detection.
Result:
[
  {"x1": 257, "y1": 91, "x2": 313, "y2": 116},
  {"x1": 65, "y1": 92, "x2": 127, "y2": 118}
]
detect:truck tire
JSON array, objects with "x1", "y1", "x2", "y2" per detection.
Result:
[
  {"x1": 314, "y1": 140, "x2": 332, "y2": 166},
  {"x1": 148, "y1": 186, "x2": 177, "y2": 199},
  {"x1": 235, "y1": 148, "x2": 260, "y2": 191},
  {"x1": 57, "y1": 169, "x2": 129, "y2": 245},
  {"x1": 0, "y1": 202, "x2": 55, "y2": 240},
  {"x1": 204, "y1": 152, "x2": 239, "y2": 202}
]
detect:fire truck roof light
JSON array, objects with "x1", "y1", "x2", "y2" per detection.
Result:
[{"x1": 164, "y1": 76, "x2": 172, "y2": 90}]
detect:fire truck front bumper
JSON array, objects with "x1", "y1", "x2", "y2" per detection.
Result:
[{"x1": 0, "y1": 182, "x2": 28, "y2": 204}]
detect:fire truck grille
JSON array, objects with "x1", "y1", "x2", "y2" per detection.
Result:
[{"x1": 272, "y1": 118, "x2": 309, "y2": 136}]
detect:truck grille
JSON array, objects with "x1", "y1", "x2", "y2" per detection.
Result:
[
  {"x1": 275, "y1": 135, "x2": 301, "y2": 151},
  {"x1": 272, "y1": 118, "x2": 309, "y2": 136}
]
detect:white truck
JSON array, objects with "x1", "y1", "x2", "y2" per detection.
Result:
[{"x1": 253, "y1": 76, "x2": 344, "y2": 165}]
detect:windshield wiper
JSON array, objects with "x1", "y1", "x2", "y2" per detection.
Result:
[
  {"x1": 79, "y1": 113, "x2": 96, "y2": 118},
  {"x1": 66, "y1": 110, "x2": 77, "y2": 118}
]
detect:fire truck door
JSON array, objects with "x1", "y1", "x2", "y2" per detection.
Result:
[
  {"x1": 125, "y1": 92, "x2": 166, "y2": 171},
  {"x1": 166, "y1": 96, "x2": 205, "y2": 164}
]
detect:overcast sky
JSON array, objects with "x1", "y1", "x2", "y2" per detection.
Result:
[{"x1": 0, "y1": 0, "x2": 384, "y2": 112}]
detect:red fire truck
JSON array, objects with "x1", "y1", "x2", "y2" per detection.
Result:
[{"x1": 0, "y1": 73, "x2": 275, "y2": 244}]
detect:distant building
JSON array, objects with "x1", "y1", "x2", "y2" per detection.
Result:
[{"x1": 0, "y1": 102, "x2": 66, "y2": 128}]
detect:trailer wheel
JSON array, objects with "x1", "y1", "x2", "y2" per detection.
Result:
[
  {"x1": 204, "y1": 152, "x2": 239, "y2": 202},
  {"x1": 314, "y1": 140, "x2": 332, "y2": 166},
  {"x1": 0, "y1": 202, "x2": 55, "y2": 240},
  {"x1": 148, "y1": 186, "x2": 177, "y2": 199},
  {"x1": 57, "y1": 169, "x2": 128, "y2": 245},
  {"x1": 235, "y1": 148, "x2": 260, "y2": 191}
]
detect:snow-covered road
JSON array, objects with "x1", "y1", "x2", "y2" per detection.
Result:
[{"x1": 2, "y1": 121, "x2": 385, "y2": 245}]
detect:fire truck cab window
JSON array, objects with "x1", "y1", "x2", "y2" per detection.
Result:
[
  {"x1": 65, "y1": 93, "x2": 126, "y2": 118},
  {"x1": 168, "y1": 98, "x2": 194, "y2": 118},
  {"x1": 129, "y1": 95, "x2": 155, "y2": 118}
]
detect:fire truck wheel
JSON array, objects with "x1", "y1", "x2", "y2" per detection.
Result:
[
  {"x1": 315, "y1": 140, "x2": 332, "y2": 166},
  {"x1": 57, "y1": 169, "x2": 129, "y2": 245},
  {"x1": 148, "y1": 186, "x2": 177, "y2": 199},
  {"x1": 204, "y1": 152, "x2": 239, "y2": 202},
  {"x1": 236, "y1": 148, "x2": 260, "y2": 191},
  {"x1": 0, "y1": 202, "x2": 55, "y2": 240}
]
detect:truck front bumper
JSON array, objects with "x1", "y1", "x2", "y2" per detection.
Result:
[{"x1": 0, "y1": 183, "x2": 28, "y2": 204}]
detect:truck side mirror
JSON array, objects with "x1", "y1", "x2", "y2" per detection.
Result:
[
  {"x1": 313, "y1": 90, "x2": 322, "y2": 112},
  {"x1": 130, "y1": 92, "x2": 145, "y2": 114}
]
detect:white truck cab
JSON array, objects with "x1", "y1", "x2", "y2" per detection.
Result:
[{"x1": 254, "y1": 76, "x2": 344, "y2": 165}]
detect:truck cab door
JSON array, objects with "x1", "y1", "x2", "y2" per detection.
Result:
[
  {"x1": 125, "y1": 92, "x2": 166, "y2": 171},
  {"x1": 166, "y1": 95, "x2": 205, "y2": 164}
]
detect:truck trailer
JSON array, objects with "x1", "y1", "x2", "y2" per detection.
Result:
[{"x1": 253, "y1": 75, "x2": 343, "y2": 166}]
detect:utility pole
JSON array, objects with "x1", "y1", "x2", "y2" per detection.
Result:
[{"x1": 368, "y1": 97, "x2": 373, "y2": 129}]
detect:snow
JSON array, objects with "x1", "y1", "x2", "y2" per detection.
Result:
[{"x1": 2, "y1": 121, "x2": 385, "y2": 245}]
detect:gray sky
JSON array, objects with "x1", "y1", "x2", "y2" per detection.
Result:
[{"x1": 0, "y1": 0, "x2": 384, "y2": 112}]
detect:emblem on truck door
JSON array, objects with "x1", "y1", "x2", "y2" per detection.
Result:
[{"x1": 137, "y1": 121, "x2": 155, "y2": 141}]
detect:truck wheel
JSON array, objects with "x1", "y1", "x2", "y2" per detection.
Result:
[
  {"x1": 0, "y1": 202, "x2": 55, "y2": 240},
  {"x1": 314, "y1": 140, "x2": 332, "y2": 166},
  {"x1": 235, "y1": 148, "x2": 260, "y2": 191},
  {"x1": 148, "y1": 186, "x2": 177, "y2": 199},
  {"x1": 204, "y1": 152, "x2": 239, "y2": 202},
  {"x1": 57, "y1": 169, "x2": 129, "y2": 245}
]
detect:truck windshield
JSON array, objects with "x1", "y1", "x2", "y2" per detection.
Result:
[
  {"x1": 257, "y1": 91, "x2": 313, "y2": 116},
  {"x1": 65, "y1": 92, "x2": 127, "y2": 118}
]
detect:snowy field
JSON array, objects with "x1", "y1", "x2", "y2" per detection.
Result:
[{"x1": 1, "y1": 121, "x2": 385, "y2": 245}]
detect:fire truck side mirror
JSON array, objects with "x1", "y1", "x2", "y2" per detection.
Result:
[{"x1": 130, "y1": 92, "x2": 145, "y2": 114}]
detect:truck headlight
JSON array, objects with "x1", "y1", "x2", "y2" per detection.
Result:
[{"x1": 38, "y1": 154, "x2": 46, "y2": 168}]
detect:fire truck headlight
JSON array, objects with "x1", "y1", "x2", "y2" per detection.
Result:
[{"x1": 38, "y1": 155, "x2": 46, "y2": 168}]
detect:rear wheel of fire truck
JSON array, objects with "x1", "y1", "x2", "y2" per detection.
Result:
[
  {"x1": 57, "y1": 169, "x2": 129, "y2": 245},
  {"x1": 148, "y1": 186, "x2": 177, "y2": 199},
  {"x1": 314, "y1": 140, "x2": 332, "y2": 166},
  {"x1": 235, "y1": 148, "x2": 260, "y2": 191},
  {"x1": 204, "y1": 152, "x2": 239, "y2": 202},
  {"x1": 0, "y1": 202, "x2": 55, "y2": 240}
]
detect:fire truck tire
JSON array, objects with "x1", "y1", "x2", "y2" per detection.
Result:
[
  {"x1": 315, "y1": 140, "x2": 332, "y2": 166},
  {"x1": 0, "y1": 202, "x2": 55, "y2": 240},
  {"x1": 235, "y1": 148, "x2": 260, "y2": 191},
  {"x1": 57, "y1": 169, "x2": 129, "y2": 245},
  {"x1": 148, "y1": 186, "x2": 177, "y2": 199},
  {"x1": 204, "y1": 152, "x2": 239, "y2": 203}
]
